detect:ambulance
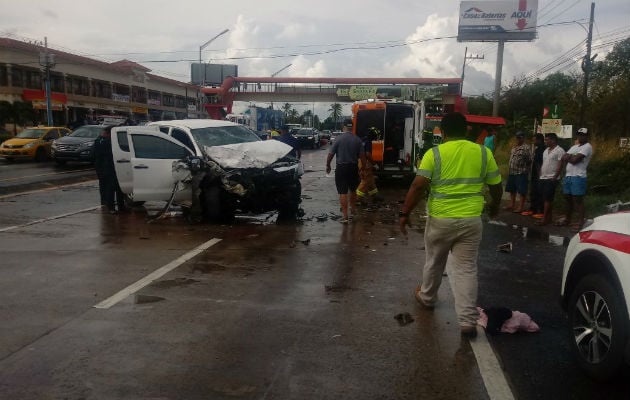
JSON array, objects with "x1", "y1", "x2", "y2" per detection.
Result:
[{"x1": 351, "y1": 99, "x2": 426, "y2": 179}]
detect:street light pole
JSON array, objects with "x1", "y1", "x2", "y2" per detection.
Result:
[
  {"x1": 198, "y1": 28, "x2": 229, "y2": 117},
  {"x1": 199, "y1": 28, "x2": 229, "y2": 85}
]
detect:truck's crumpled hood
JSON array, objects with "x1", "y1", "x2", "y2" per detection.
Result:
[{"x1": 202, "y1": 140, "x2": 294, "y2": 169}]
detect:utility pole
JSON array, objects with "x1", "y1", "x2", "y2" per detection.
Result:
[
  {"x1": 579, "y1": 2, "x2": 596, "y2": 128},
  {"x1": 39, "y1": 37, "x2": 55, "y2": 126},
  {"x1": 492, "y1": 40, "x2": 505, "y2": 117},
  {"x1": 460, "y1": 47, "x2": 484, "y2": 96}
]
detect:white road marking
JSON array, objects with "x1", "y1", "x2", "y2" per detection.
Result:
[
  {"x1": 0, "y1": 206, "x2": 101, "y2": 232},
  {"x1": 0, "y1": 180, "x2": 96, "y2": 200},
  {"x1": 0, "y1": 168, "x2": 94, "y2": 183},
  {"x1": 93, "y1": 238, "x2": 222, "y2": 309},
  {"x1": 445, "y1": 257, "x2": 515, "y2": 400},
  {"x1": 469, "y1": 329, "x2": 515, "y2": 400}
]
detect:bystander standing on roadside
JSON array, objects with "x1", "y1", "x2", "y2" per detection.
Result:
[
  {"x1": 504, "y1": 131, "x2": 532, "y2": 213},
  {"x1": 93, "y1": 126, "x2": 127, "y2": 214},
  {"x1": 536, "y1": 133, "x2": 565, "y2": 226},
  {"x1": 558, "y1": 127, "x2": 593, "y2": 232},
  {"x1": 398, "y1": 112, "x2": 503, "y2": 338},
  {"x1": 522, "y1": 133, "x2": 546, "y2": 218},
  {"x1": 326, "y1": 119, "x2": 366, "y2": 224},
  {"x1": 483, "y1": 127, "x2": 496, "y2": 153},
  {"x1": 276, "y1": 125, "x2": 301, "y2": 159}
]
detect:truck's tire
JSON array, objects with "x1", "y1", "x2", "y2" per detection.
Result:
[
  {"x1": 34, "y1": 147, "x2": 47, "y2": 162},
  {"x1": 277, "y1": 180, "x2": 302, "y2": 222},
  {"x1": 202, "y1": 185, "x2": 235, "y2": 223}
]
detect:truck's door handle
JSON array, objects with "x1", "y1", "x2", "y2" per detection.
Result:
[
  {"x1": 134, "y1": 165, "x2": 149, "y2": 169},
  {"x1": 117, "y1": 159, "x2": 130, "y2": 163}
]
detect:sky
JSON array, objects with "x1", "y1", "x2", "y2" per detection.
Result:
[{"x1": 1, "y1": 0, "x2": 628, "y2": 117}]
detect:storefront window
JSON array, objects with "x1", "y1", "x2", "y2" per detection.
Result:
[
  {"x1": 50, "y1": 73, "x2": 64, "y2": 92},
  {"x1": 162, "y1": 94, "x2": 174, "y2": 107},
  {"x1": 24, "y1": 69, "x2": 42, "y2": 89},
  {"x1": 0, "y1": 64, "x2": 8, "y2": 86},
  {"x1": 11, "y1": 68, "x2": 24, "y2": 87}
]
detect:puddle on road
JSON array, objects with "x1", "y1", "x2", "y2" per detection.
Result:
[
  {"x1": 489, "y1": 220, "x2": 570, "y2": 246},
  {"x1": 191, "y1": 262, "x2": 227, "y2": 273},
  {"x1": 149, "y1": 277, "x2": 199, "y2": 288},
  {"x1": 325, "y1": 284, "x2": 353, "y2": 293},
  {"x1": 521, "y1": 226, "x2": 570, "y2": 247},
  {"x1": 134, "y1": 294, "x2": 165, "y2": 304}
]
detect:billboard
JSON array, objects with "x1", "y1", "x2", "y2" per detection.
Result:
[
  {"x1": 191, "y1": 64, "x2": 238, "y2": 86},
  {"x1": 458, "y1": 0, "x2": 538, "y2": 42},
  {"x1": 334, "y1": 84, "x2": 457, "y2": 102}
]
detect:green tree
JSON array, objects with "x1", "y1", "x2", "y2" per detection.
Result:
[
  {"x1": 588, "y1": 37, "x2": 630, "y2": 139},
  {"x1": 328, "y1": 103, "x2": 343, "y2": 130}
]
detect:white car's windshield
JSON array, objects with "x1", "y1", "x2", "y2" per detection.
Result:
[
  {"x1": 191, "y1": 125, "x2": 260, "y2": 147},
  {"x1": 16, "y1": 129, "x2": 46, "y2": 139}
]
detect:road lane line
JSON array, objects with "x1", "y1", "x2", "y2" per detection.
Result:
[
  {"x1": 0, "y1": 168, "x2": 94, "y2": 183},
  {"x1": 469, "y1": 329, "x2": 515, "y2": 400},
  {"x1": 0, "y1": 206, "x2": 101, "y2": 232},
  {"x1": 444, "y1": 257, "x2": 515, "y2": 399},
  {"x1": 0, "y1": 180, "x2": 96, "y2": 200},
  {"x1": 93, "y1": 238, "x2": 222, "y2": 309}
]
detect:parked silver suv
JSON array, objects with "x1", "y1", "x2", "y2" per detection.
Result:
[{"x1": 560, "y1": 212, "x2": 630, "y2": 380}]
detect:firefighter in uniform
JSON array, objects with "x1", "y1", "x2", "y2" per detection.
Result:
[
  {"x1": 356, "y1": 126, "x2": 380, "y2": 205},
  {"x1": 399, "y1": 112, "x2": 503, "y2": 338}
]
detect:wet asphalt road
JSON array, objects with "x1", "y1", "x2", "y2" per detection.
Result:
[{"x1": 0, "y1": 149, "x2": 629, "y2": 399}]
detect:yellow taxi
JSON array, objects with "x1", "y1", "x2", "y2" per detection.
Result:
[{"x1": 0, "y1": 126, "x2": 71, "y2": 162}]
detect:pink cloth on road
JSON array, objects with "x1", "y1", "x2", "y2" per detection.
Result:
[{"x1": 477, "y1": 307, "x2": 540, "y2": 334}]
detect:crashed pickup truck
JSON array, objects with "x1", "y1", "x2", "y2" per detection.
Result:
[{"x1": 111, "y1": 120, "x2": 303, "y2": 222}]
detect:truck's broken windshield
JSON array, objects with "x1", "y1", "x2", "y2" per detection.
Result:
[{"x1": 191, "y1": 125, "x2": 260, "y2": 147}]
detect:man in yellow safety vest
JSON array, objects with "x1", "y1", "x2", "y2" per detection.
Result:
[{"x1": 398, "y1": 112, "x2": 503, "y2": 339}]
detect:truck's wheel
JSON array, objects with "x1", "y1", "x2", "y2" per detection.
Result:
[
  {"x1": 34, "y1": 148, "x2": 47, "y2": 162},
  {"x1": 277, "y1": 180, "x2": 302, "y2": 222},
  {"x1": 202, "y1": 185, "x2": 235, "y2": 223}
]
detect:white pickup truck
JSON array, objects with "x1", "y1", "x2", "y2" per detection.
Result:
[{"x1": 111, "y1": 119, "x2": 303, "y2": 222}]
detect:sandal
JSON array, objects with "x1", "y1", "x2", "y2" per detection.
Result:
[
  {"x1": 570, "y1": 223, "x2": 583, "y2": 233},
  {"x1": 554, "y1": 217, "x2": 569, "y2": 226}
]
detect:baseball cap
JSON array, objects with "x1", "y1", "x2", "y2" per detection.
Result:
[{"x1": 577, "y1": 127, "x2": 588, "y2": 134}]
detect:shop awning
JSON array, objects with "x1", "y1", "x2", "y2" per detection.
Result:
[{"x1": 465, "y1": 114, "x2": 506, "y2": 125}]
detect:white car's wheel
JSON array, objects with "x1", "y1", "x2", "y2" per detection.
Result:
[{"x1": 568, "y1": 274, "x2": 629, "y2": 381}]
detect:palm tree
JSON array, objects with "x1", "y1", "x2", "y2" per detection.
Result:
[{"x1": 328, "y1": 103, "x2": 343, "y2": 130}]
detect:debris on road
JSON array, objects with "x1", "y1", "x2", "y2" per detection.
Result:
[
  {"x1": 497, "y1": 242, "x2": 513, "y2": 253},
  {"x1": 394, "y1": 312, "x2": 415, "y2": 326}
]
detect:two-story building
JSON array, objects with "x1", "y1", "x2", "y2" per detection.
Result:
[{"x1": 0, "y1": 37, "x2": 202, "y2": 127}]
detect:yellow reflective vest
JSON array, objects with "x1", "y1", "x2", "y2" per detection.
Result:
[{"x1": 418, "y1": 140, "x2": 501, "y2": 218}]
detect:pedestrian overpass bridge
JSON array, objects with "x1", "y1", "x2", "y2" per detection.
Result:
[{"x1": 200, "y1": 76, "x2": 464, "y2": 119}]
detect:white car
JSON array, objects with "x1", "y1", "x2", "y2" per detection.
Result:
[
  {"x1": 111, "y1": 120, "x2": 302, "y2": 222},
  {"x1": 561, "y1": 212, "x2": 630, "y2": 380}
]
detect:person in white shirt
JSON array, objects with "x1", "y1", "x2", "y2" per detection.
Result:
[
  {"x1": 537, "y1": 133, "x2": 565, "y2": 226},
  {"x1": 560, "y1": 127, "x2": 593, "y2": 231}
]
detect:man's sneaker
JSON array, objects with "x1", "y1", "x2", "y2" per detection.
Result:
[
  {"x1": 460, "y1": 325, "x2": 478, "y2": 338},
  {"x1": 414, "y1": 286, "x2": 435, "y2": 310}
]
